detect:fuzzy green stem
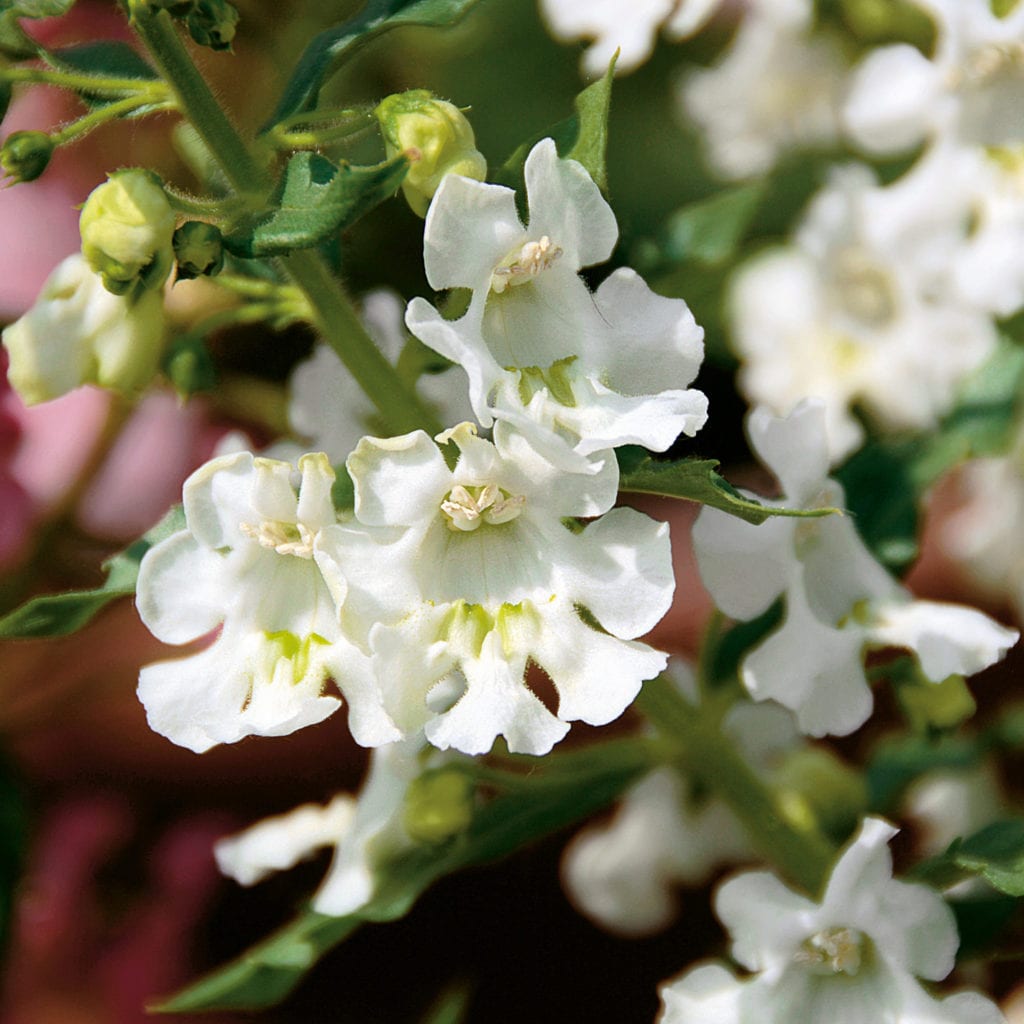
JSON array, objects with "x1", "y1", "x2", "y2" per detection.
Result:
[
  {"x1": 1, "y1": 66, "x2": 172, "y2": 97},
  {"x1": 636, "y1": 675, "x2": 837, "y2": 896},
  {"x1": 50, "y1": 94, "x2": 173, "y2": 145},
  {"x1": 129, "y1": 6, "x2": 441, "y2": 437}
]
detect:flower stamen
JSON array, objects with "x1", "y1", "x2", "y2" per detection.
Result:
[
  {"x1": 240, "y1": 519, "x2": 316, "y2": 558},
  {"x1": 491, "y1": 235, "x2": 563, "y2": 293},
  {"x1": 794, "y1": 926, "x2": 864, "y2": 976},
  {"x1": 440, "y1": 483, "x2": 526, "y2": 531}
]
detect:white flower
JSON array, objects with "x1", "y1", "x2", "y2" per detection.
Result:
[
  {"x1": 320, "y1": 422, "x2": 674, "y2": 756},
  {"x1": 2, "y1": 254, "x2": 165, "y2": 405},
  {"x1": 404, "y1": 138, "x2": 707, "y2": 472},
  {"x1": 691, "y1": 402, "x2": 1018, "y2": 736},
  {"x1": 844, "y1": 0, "x2": 1024, "y2": 155},
  {"x1": 136, "y1": 449, "x2": 360, "y2": 752},
  {"x1": 680, "y1": 0, "x2": 847, "y2": 180},
  {"x1": 539, "y1": 0, "x2": 723, "y2": 77},
  {"x1": 658, "y1": 817, "x2": 1006, "y2": 1024},
  {"x1": 216, "y1": 738, "x2": 430, "y2": 917},
  {"x1": 563, "y1": 661, "x2": 797, "y2": 936},
  {"x1": 729, "y1": 157, "x2": 998, "y2": 462},
  {"x1": 289, "y1": 289, "x2": 472, "y2": 462}
]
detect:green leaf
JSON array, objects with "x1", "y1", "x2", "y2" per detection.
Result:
[
  {"x1": 154, "y1": 737, "x2": 651, "y2": 1012},
  {"x1": 865, "y1": 733, "x2": 982, "y2": 815},
  {"x1": 48, "y1": 40, "x2": 157, "y2": 80},
  {"x1": 497, "y1": 54, "x2": 616, "y2": 197},
  {"x1": 836, "y1": 336, "x2": 1024, "y2": 572},
  {"x1": 954, "y1": 820, "x2": 1024, "y2": 897},
  {"x1": 0, "y1": 505, "x2": 184, "y2": 640},
  {"x1": 617, "y1": 448, "x2": 841, "y2": 525},
  {"x1": 224, "y1": 151, "x2": 408, "y2": 258},
  {"x1": 264, "y1": 0, "x2": 484, "y2": 131},
  {"x1": 657, "y1": 182, "x2": 767, "y2": 268}
]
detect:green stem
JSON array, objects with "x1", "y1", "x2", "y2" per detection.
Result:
[
  {"x1": 1, "y1": 66, "x2": 172, "y2": 97},
  {"x1": 50, "y1": 94, "x2": 172, "y2": 145},
  {"x1": 636, "y1": 675, "x2": 837, "y2": 896},
  {"x1": 129, "y1": 7, "x2": 441, "y2": 438}
]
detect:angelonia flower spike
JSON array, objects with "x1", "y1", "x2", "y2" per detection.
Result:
[{"x1": 2, "y1": 1, "x2": 1023, "y2": 1019}]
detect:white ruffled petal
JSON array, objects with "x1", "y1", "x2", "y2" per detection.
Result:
[
  {"x1": 182, "y1": 450, "x2": 257, "y2": 551},
  {"x1": 658, "y1": 963, "x2": 746, "y2": 1024},
  {"x1": 747, "y1": 400, "x2": 832, "y2": 509}
]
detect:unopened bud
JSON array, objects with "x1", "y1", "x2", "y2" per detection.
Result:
[
  {"x1": 186, "y1": 0, "x2": 240, "y2": 51},
  {"x1": 80, "y1": 169, "x2": 176, "y2": 296},
  {"x1": 773, "y1": 748, "x2": 868, "y2": 842},
  {"x1": 898, "y1": 674, "x2": 977, "y2": 734},
  {"x1": 1, "y1": 130, "x2": 54, "y2": 184},
  {"x1": 163, "y1": 333, "x2": 217, "y2": 397},
  {"x1": 403, "y1": 769, "x2": 474, "y2": 844},
  {"x1": 374, "y1": 89, "x2": 487, "y2": 217},
  {"x1": 173, "y1": 220, "x2": 224, "y2": 279}
]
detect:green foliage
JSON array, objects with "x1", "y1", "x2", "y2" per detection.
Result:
[
  {"x1": 264, "y1": 0, "x2": 485, "y2": 132},
  {"x1": 915, "y1": 820, "x2": 1024, "y2": 897},
  {"x1": 657, "y1": 182, "x2": 767, "y2": 268},
  {"x1": 224, "y1": 151, "x2": 408, "y2": 257},
  {"x1": 498, "y1": 54, "x2": 615, "y2": 197},
  {"x1": 154, "y1": 738, "x2": 652, "y2": 1012},
  {"x1": 617, "y1": 448, "x2": 841, "y2": 525},
  {"x1": 836, "y1": 337, "x2": 1024, "y2": 572},
  {"x1": 0, "y1": 505, "x2": 184, "y2": 639},
  {"x1": 865, "y1": 734, "x2": 983, "y2": 815}
]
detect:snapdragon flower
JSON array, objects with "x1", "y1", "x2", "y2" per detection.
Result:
[
  {"x1": 538, "y1": 0, "x2": 723, "y2": 77},
  {"x1": 844, "y1": 0, "x2": 1024, "y2": 155},
  {"x1": 729, "y1": 157, "x2": 997, "y2": 461},
  {"x1": 680, "y1": 0, "x2": 847, "y2": 180},
  {"x1": 692, "y1": 401, "x2": 1017, "y2": 737},
  {"x1": 405, "y1": 138, "x2": 707, "y2": 472},
  {"x1": 136, "y1": 450, "x2": 359, "y2": 752},
  {"x1": 322, "y1": 422, "x2": 674, "y2": 756},
  {"x1": 658, "y1": 817, "x2": 1005, "y2": 1024}
]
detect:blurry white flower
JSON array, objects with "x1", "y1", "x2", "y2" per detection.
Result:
[
  {"x1": 692, "y1": 402, "x2": 1017, "y2": 736},
  {"x1": 539, "y1": 0, "x2": 723, "y2": 77},
  {"x1": 563, "y1": 661, "x2": 797, "y2": 936},
  {"x1": 136, "y1": 450, "x2": 359, "y2": 752},
  {"x1": 658, "y1": 817, "x2": 1005, "y2": 1024},
  {"x1": 321, "y1": 422, "x2": 673, "y2": 756},
  {"x1": 405, "y1": 138, "x2": 707, "y2": 472},
  {"x1": 844, "y1": 0, "x2": 1024, "y2": 155},
  {"x1": 2, "y1": 254, "x2": 165, "y2": 405},
  {"x1": 680, "y1": 0, "x2": 847, "y2": 179},
  {"x1": 729, "y1": 156, "x2": 998, "y2": 461}
]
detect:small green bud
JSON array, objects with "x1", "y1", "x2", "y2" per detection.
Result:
[
  {"x1": 1, "y1": 130, "x2": 54, "y2": 184},
  {"x1": 80, "y1": 169, "x2": 176, "y2": 296},
  {"x1": 162, "y1": 333, "x2": 217, "y2": 397},
  {"x1": 374, "y1": 89, "x2": 487, "y2": 218},
  {"x1": 898, "y1": 675, "x2": 977, "y2": 734},
  {"x1": 186, "y1": 0, "x2": 239, "y2": 51},
  {"x1": 403, "y1": 769, "x2": 474, "y2": 845},
  {"x1": 173, "y1": 220, "x2": 224, "y2": 280},
  {"x1": 773, "y1": 748, "x2": 868, "y2": 843}
]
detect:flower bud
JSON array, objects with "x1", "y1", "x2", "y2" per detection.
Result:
[
  {"x1": 403, "y1": 769, "x2": 474, "y2": 844},
  {"x1": 374, "y1": 89, "x2": 487, "y2": 217},
  {"x1": 897, "y1": 674, "x2": 977, "y2": 734},
  {"x1": 772, "y1": 748, "x2": 868, "y2": 843},
  {"x1": 186, "y1": 0, "x2": 240, "y2": 51},
  {"x1": 1, "y1": 254, "x2": 165, "y2": 404},
  {"x1": 163, "y1": 333, "x2": 217, "y2": 398},
  {"x1": 80, "y1": 169, "x2": 176, "y2": 296},
  {"x1": 1, "y1": 130, "x2": 54, "y2": 184},
  {"x1": 173, "y1": 220, "x2": 224, "y2": 279}
]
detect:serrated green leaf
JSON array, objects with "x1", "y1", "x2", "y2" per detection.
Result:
[
  {"x1": 616, "y1": 448, "x2": 840, "y2": 525},
  {"x1": 224, "y1": 151, "x2": 408, "y2": 258},
  {"x1": 658, "y1": 182, "x2": 767, "y2": 268},
  {"x1": 837, "y1": 336, "x2": 1024, "y2": 572},
  {"x1": 497, "y1": 55, "x2": 615, "y2": 197},
  {"x1": 264, "y1": 0, "x2": 484, "y2": 131},
  {"x1": 0, "y1": 504, "x2": 184, "y2": 640},
  {"x1": 954, "y1": 820, "x2": 1024, "y2": 897},
  {"x1": 154, "y1": 737, "x2": 651, "y2": 1013}
]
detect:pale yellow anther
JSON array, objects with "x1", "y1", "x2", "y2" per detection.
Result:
[
  {"x1": 440, "y1": 483, "x2": 526, "y2": 531},
  {"x1": 240, "y1": 519, "x2": 316, "y2": 559},
  {"x1": 949, "y1": 41, "x2": 1024, "y2": 88},
  {"x1": 490, "y1": 235, "x2": 564, "y2": 294},
  {"x1": 794, "y1": 926, "x2": 864, "y2": 976}
]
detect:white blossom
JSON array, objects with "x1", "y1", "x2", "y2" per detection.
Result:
[
  {"x1": 562, "y1": 661, "x2": 797, "y2": 936},
  {"x1": 680, "y1": 0, "x2": 847, "y2": 180},
  {"x1": 691, "y1": 401, "x2": 1018, "y2": 737},
  {"x1": 844, "y1": 0, "x2": 1024, "y2": 155},
  {"x1": 405, "y1": 138, "x2": 707, "y2": 472},
  {"x1": 538, "y1": 0, "x2": 723, "y2": 77},
  {"x1": 729, "y1": 156, "x2": 998, "y2": 462},
  {"x1": 318, "y1": 421, "x2": 674, "y2": 756},
  {"x1": 136, "y1": 450, "x2": 361, "y2": 752},
  {"x1": 658, "y1": 817, "x2": 1006, "y2": 1024}
]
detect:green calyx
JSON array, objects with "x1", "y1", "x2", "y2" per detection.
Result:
[
  {"x1": 515, "y1": 356, "x2": 579, "y2": 408},
  {"x1": 173, "y1": 220, "x2": 224, "y2": 279},
  {"x1": 403, "y1": 770, "x2": 475, "y2": 845},
  {"x1": 0, "y1": 130, "x2": 54, "y2": 183}
]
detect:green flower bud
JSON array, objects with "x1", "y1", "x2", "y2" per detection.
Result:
[
  {"x1": 80, "y1": 169, "x2": 176, "y2": 296},
  {"x1": 186, "y1": 0, "x2": 240, "y2": 51},
  {"x1": 1, "y1": 130, "x2": 54, "y2": 184},
  {"x1": 897, "y1": 675, "x2": 977, "y2": 734},
  {"x1": 772, "y1": 748, "x2": 868, "y2": 844},
  {"x1": 403, "y1": 769, "x2": 474, "y2": 845},
  {"x1": 162, "y1": 333, "x2": 217, "y2": 397},
  {"x1": 374, "y1": 89, "x2": 487, "y2": 218},
  {"x1": 2, "y1": 254, "x2": 165, "y2": 404},
  {"x1": 173, "y1": 220, "x2": 224, "y2": 280}
]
